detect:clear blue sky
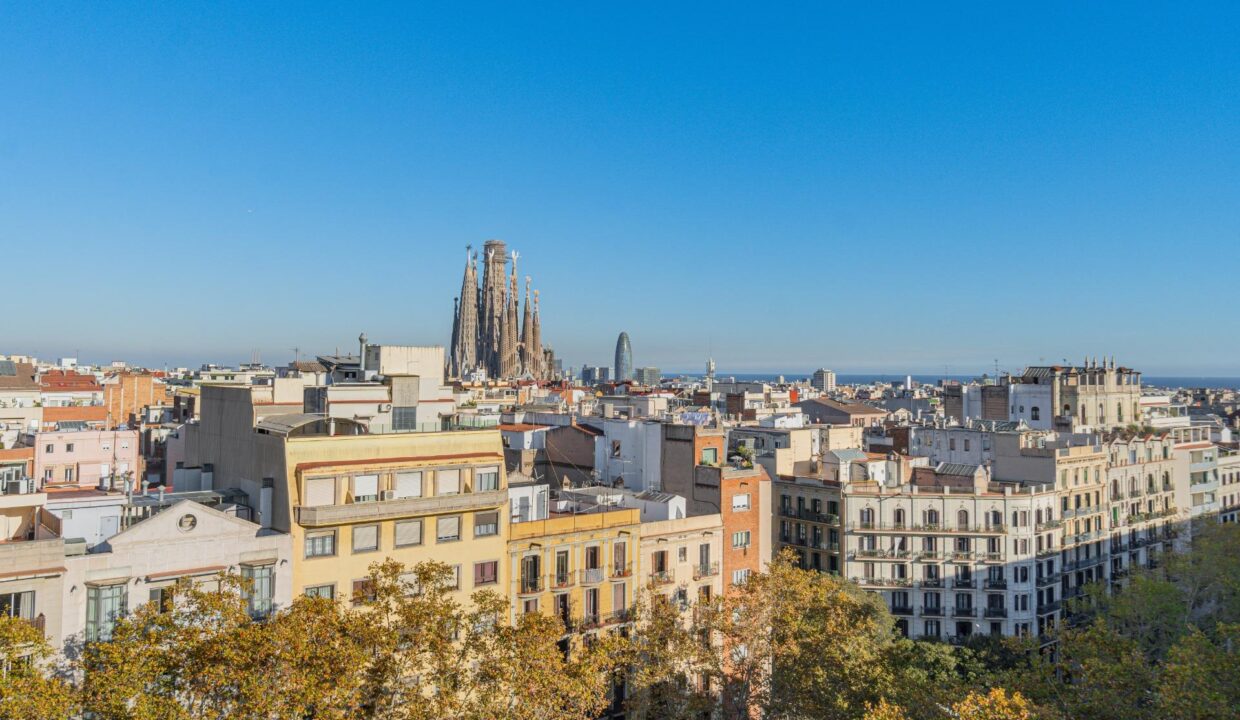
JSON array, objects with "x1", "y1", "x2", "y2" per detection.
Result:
[{"x1": 2, "y1": 3, "x2": 1237, "y2": 375}]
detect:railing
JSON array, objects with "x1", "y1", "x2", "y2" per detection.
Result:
[
  {"x1": 949, "y1": 551, "x2": 975, "y2": 562},
  {"x1": 650, "y1": 570, "x2": 675, "y2": 586},
  {"x1": 920, "y1": 605, "x2": 944, "y2": 617},
  {"x1": 518, "y1": 576, "x2": 543, "y2": 595},
  {"x1": 601, "y1": 608, "x2": 632, "y2": 626},
  {"x1": 920, "y1": 578, "x2": 943, "y2": 588},
  {"x1": 581, "y1": 568, "x2": 605, "y2": 585},
  {"x1": 693, "y1": 561, "x2": 719, "y2": 580},
  {"x1": 849, "y1": 522, "x2": 1006, "y2": 534},
  {"x1": 552, "y1": 571, "x2": 575, "y2": 589},
  {"x1": 890, "y1": 605, "x2": 914, "y2": 616},
  {"x1": 611, "y1": 563, "x2": 633, "y2": 578},
  {"x1": 1036, "y1": 519, "x2": 1063, "y2": 531},
  {"x1": 780, "y1": 507, "x2": 840, "y2": 525},
  {"x1": 1038, "y1": 600, "x2": 1061, "y2": 614},
  {"x1": 984, "y1": 607, "x2": 1008, "y2": 619},
  {"x1": 983, "y1": 578, "x2": 1007, "y2": 590},
  {"x1": 1036, "y1": 547, "x2": 1059, "y2": 558},
  {"x1": 852, "y1": 576, "x2": 913, "y2": 588},
  {"x1": 852, "y1": 548, "x2": 912, "y2": 560},
  {"x1": 952, "y1": 578, "x2": 975, "y2": 589},
  {"x1": 980, "y1": 552, "x2": 1004, "y2": 563},
  {"x1": 952, "y1": 607, "x2": 977, "y2": 618}
]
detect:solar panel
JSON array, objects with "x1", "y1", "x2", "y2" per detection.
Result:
[{"x1": 0, "y1": 360, "x2": 16, "y2": 376}]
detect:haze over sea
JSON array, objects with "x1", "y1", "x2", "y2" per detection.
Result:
[{"x1": 666, "y1": 373, "x2": 1240, "y2": 390}]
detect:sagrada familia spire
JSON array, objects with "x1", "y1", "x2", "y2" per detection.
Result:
[{"x1": 449, "y1": 239, "x2": 551, "y2": 380}]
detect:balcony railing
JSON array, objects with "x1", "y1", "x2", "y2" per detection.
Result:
[
  {"x1": 920, "y1": 605, "x2": 944, "y2": 617},
  {"x1": 581, "y1": 568, "x2": 606, "y2": 585},
  {"x1": 693, "y1": 561, "x2": 719, "y2": 580},
  {"x1": 952, "y1": 607, "x2": 977, "y2": 618},
  {"x1": 1037, "y1": 600, "x2": 1061, "y2": 614},
  {"x1": 849, "y1": 522, "x2": 1006, "y2": 534},
  {"x1": 1035, "y1": 519, "x2": 1063, "y2": 531},
  {"x1": 890, "y1": 605, "x2": 914, "y2": 616},
  {"x1": 650, "y1": 570, "x2": 675, "y2": 586},
  {"x1": 851, "y1": 576, "x2": 913, "y2": 588},
  {"x1": 984, "y1": 607, "x2": 1008, "y2": 619},
  {"x1": 920, "y1": 578, "x2": 943, "y2": 588},
  {"x1": 780, "y1": 507, "x2": 840, "y2": 525},
  {"x1": 983, "y1": 578, "x2": 1007, "y2": 590},
  {"x1": 552, "y1": 571, "x2": 575, "y2": 589},
  {"x1": 611, "y1": 563, "x2": 633, "y2": 579},
  {"x1": 295, "y1": 489, "x2": 507, "y2": 527},
  {"x1": 952, "y1": 578, "x2": 975, "y2": 589},
  {"x1": 518, "y1": 576, "x2": 543, "y2": 595}
]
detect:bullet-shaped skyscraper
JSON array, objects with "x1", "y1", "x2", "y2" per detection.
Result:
[{"x1": 614, "y1": 331, "x2": 633, "y2": 382}]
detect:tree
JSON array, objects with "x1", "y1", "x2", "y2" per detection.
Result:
[
  {"x1": 952, "y1": 688, "x2": 1034, "y2": 720},
  {"x1": 709, "y1": 550, "x2": 897, "y2": 720},
  {"x1": 0, "y1": 615, "x2": 76, "y2": 720},
  {"x1": 1155, "y1": 624, "x2": 1240, "y2": 720},
  {"x1": 622, "y1": 591, "x2": 719, "y2": 720}
]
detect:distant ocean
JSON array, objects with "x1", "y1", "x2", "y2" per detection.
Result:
[{"x1": 663, "y1": 372, "x2": 1240, "y2": 390}]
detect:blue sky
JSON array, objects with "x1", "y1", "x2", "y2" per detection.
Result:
[{"x1": 2, "y1": 3, "x2": 1237, "y2": 375}]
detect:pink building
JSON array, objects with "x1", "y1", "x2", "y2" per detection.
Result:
[{"x1": 32, "y1": 429, "x2": 141, "y2": 491}]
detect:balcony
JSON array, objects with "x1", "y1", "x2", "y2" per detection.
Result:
[
  {"x1": 984, "y1": 607, "x2": 1008, "y2": 619},
  {"x1": 952, "y1": 578, "x2": 975, "y2": 589},
  {"x1": 979, "y1": 552, "x2": 1004, "y2": 564},
  {"x1": 890, "y1": 605, "x2": 914, "y2": 616},
  {"x1": 611, "y1": 563, "x2": 633, "y2": 579},
  {"x1": 851, "y1": 548, "x2": 912, "y2": 560},
  {"x1": 849, "y1": 522, "x2": 1006, "y2": 535},
  {"x1": 693, "y1": 561, "x2": 719, "y2": 580},
  {"x1": 1035, "y1": 519, "x2": 1063, "y2": 531},
  {"x1": 518, "y1": 576, "x2": 543, "y2": 595},
  {"x1": 650, "y1": 569, "x2": 675, "y2": 586},
  {"x1": 1038, "y1": 600, "x2": 1061, "y2": 614},
  {"x1": 780, "y1": 507, "x2": 840, "y2": 525},
  {"x1": 920, "y1": 605, "x2": 944, "y2": 617},
  {"x1": 948, "y1": 551, "x2": 975, "y2": 562},
  {"x1": 582, "y1": 567, "x2": 606, "y2": 585},
  {"x1": 852, "y1": 576, "x2": 913, "y2": 588},
  {"x1": 920, "y1": 578, "x2": 943, "y2": 588},
  {"x1": 952, "y1": 607, "x2": 977, "y2": 618},
  {"x1": 1036, "y1": 547, "x2": 1059, "y2": 559},
  {"x1": 601, "y1": 608, "x2": 633, "y2": 626},
  {"x1": 551, "y1": 570, "x2": 576, "y2": 589},
  {"x1": 295, "y1": 489, "x2": 507, "y2": 527},
  {"x1": 983, "y1": 578, "x2": 1008, "y2": 590}
]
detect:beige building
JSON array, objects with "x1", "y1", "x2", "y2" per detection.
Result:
[
  {"x1": 638, "y1": 512, "x2": 724, "y2": 612},
  {"x1": 1103, "y1": 433, "x2": 1184, "y2": 580}
]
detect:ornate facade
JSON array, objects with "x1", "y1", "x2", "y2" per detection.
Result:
[{"x1": 449, "y1": 240, "x2": 549, "y2": 380}]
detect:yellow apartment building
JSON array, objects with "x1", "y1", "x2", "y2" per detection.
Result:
[{"x1": 507, "y1": 495, "x2": 639, "y2": 633}]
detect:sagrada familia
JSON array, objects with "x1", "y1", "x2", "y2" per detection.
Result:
[{"x1": 449, "y1": 239, "x2": 553, "y2": 380}]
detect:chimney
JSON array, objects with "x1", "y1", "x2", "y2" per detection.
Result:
[{"x1": 359, "y1": 333, "x2": 368, "y2": 374}]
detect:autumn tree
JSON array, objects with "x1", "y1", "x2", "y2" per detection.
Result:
[
  {"x1": 622, "y1": 590, "x2": 719, "y2": 720},
  {"x1": 1155, "y1": 624, "x2": 1240, "y2": 720},
  {"x1": 0, "y1": 614, "x2": 76, "y2": 720}
]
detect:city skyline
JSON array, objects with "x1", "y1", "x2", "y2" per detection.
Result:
[{"x1": 3, "y1": 4, "x2": 1239, "y2": 374}]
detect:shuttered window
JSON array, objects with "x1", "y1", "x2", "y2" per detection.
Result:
[
  {"x1": 353, "y1": 475, "x2": 379, "y2": 502},
  {"x1": 474, "y1": 561, "x2": 498, "y2": 586},
  {"x1": 394, "y1": 471, "x2": 423, "y2": 499},
  {"x1": 352, "y1": 525, "x2": 379, "y2": 553},
  {"x1": 437, "y1": 516, "x2": 461, "y2": 542},
  {"x1": 395, "y1": 520, "x2": 423, "y2": 547},
  {"x1": 305, "y1": 477, "x2": 335, "y2": 507},
  {"x1": 474, "y1": 511, "x2": 499, "y2": 537},
  {"x1": 436, "y1": 469, "x2": 461, "y2": 496}
]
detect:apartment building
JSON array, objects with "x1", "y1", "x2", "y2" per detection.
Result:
[
  {"x1": 32, "y1": 428, "x2": 141, "y2": 491},
  {"x1": 507, "y1": 494, "x2": 639, "y2": 633},
  {"x1": 0, "y1": 484, "x2": 65, "y2": 652},
  {"x1": 639, "y1": 512, "x2": 724, "y2": 611},
  {"x1": 841, "y1": 463, "x2": 1053, "y2": 641},
  {"x1": 1103, "y1": 433, "x2": 1186, "y2": 580},
  {"x1": 182, "y1": 385, "x2": 511, "y2": 604},
  {"x1": 775, "y1": 476, "x2": 843, "y2": 574}
]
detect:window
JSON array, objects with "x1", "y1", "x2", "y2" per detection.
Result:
[
  {"x1": 63, "y1": 467, "x2": 74, "y2": 483},
  {"x1": 474, "y1": 561, "x2": 499, "y2": 586},
  {"x1": 352, "y1": 525, "x2": 379, "y2": 553},
  {"x1": 1031, "y1": 406, "x2": 1040, "y2": 421},
  {"x1": 148, "y1": 586, "x2": 173, "y2": 613},
  {"x1": 732, "y1": 569, "x2": 751, "y2": 586},
  {"x1": 437, "y1": 469, "x2": 461, "y2": 496},
  {"x1": 395, "y1": 519, "x2": 423, "y2": 547},
  {"x1": 0, "y1": 591, "x2": 34, "y2": 620},
  {"x1": 475, "y1": 467, "x2": 499, "y2": 492},
  {"x1": 66, "y1": 443, "x2": 75, "y2": 452},
  {"x1": 474, "y1": 511, "x2": 499, "y2": 537},
  {"x1": 241, "y1": 564, "x2": 275, "y2": 617},
  {"x1": 86, "y1": 584, "x2": 128, "y2": 642},
  {"x1": 701, "y1": 447, "x2": 718, "y2": 465},
  {"x1": 393, "y1": 471, "x2": 423, "y2": 499},
  {"x1": 447, "y1": 565, "x2": 461, "y2": 589},
  {"x1": 732, "y1": 493, "x2": 751, "y2": 511},
  {"x1": 304, "y1": 477, "x2": 335, "y2": 507},
  {"x1": 45, "y1": 444, "x2": 53, "y2": 454},
  {"x1": 351, "y1": 579, "x2": 376, "y2": 606},
  {"x1": 732, "y1": 530, "x2": 751, "y2": 548},
  {"x1": 304, "y1": 584, "x2": 335, "y2": 599},
  {"x1": 437, "y1": 515, "x2": 461, "y2": 543},
  {"x1": 352, "y1": 475, "x2": 379, "y2": 503},
  {"x1": 678, "y1": 546, "x2": 688, "y2": 562},
  {"x1": 305, "y1": 530, "x2": 336, "y2": 558}
]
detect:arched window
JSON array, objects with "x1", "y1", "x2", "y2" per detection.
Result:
[
  {"x1": 1035, "y1": 508, "x2": 1043, "y2": 525},
  {"x1": 957, "y1": 509, "x2": 969, "y2": 530},
  {"x1": 925, "y1": 509, "x2": 940, "y2": 528},
  {"x1": 988, "y1": 510, "x2": 1002, "y2": 528},
  {"x1": 1162, "y1": 472, "x2": 1170, "y2": 490},
  {"x1": 1111, "y1": 479, "x2": 1119, "y2": 500},
  {"x1": 1031, "y1": 406, "x2": 1041, "y2": 421},
  {"x1": 893, "y1": 508, "x2": 906, "y2": 528},
  {"x1": 1147, "y1": 474, "x2": 1155, "y2": 493},
  {"x1": 860, "y1": 508, "x2": 874, "y2": 528}
]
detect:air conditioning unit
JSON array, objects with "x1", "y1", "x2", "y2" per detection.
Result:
[{"x1": 380, "y1": 489, "x2": 395, "y2": 501}]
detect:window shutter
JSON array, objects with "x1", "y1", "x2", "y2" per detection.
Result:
[
  {"x1": 437, "y1": 469, "x2": 461, "y2": 495},
  {"x1": 438, "y1": 516, "x2": 460, "y2": 539},
  {"x1": 352, "y1": 525, "x2": 378, "y2": 551},
  {"x1": 394, "y1": 471, "x2": 423, "y2": 499},
  {"x1": 354, "y1": 474, "x2": 378, "y2": 498},
  {"x1": 395, "y1": 520, "x2": 422, "y2": 546},
  {"x1": 305, "y1": 477, "x2": 335, "y2": 507}
]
